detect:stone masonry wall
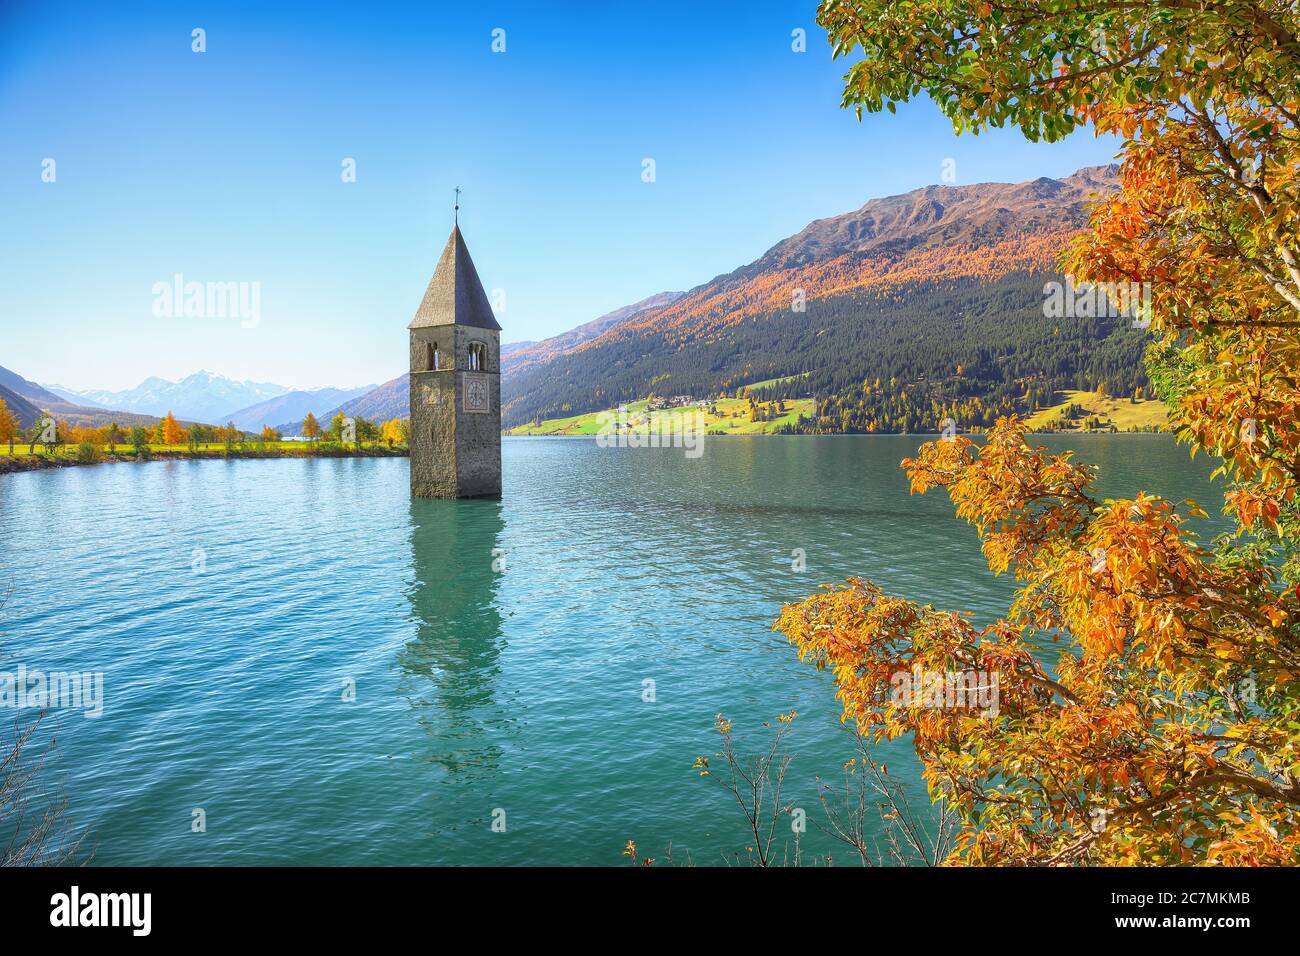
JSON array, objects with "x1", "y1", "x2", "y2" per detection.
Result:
[{"x1": 409, "y1": 326, "x2": 501, "y2": 498}]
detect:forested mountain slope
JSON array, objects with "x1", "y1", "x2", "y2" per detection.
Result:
[{"x1": 501, "y1": 166, "x2": 1147, "y2": 432}]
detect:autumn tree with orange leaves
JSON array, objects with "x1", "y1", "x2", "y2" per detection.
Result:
[
  {"x1": 302, "y1": 412, "x2": 321, "y2": 443},
  {"x1": 0, "y1": 398, "x2": 18, "y2": 454},
  {"x1": 776, "y1": 1, "x2": 1300, "y2": 864},
  {"x1": 160, "y1": 410, "x2": 183, "y2": 446}
]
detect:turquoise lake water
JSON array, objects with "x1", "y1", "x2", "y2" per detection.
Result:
[{"x1": 0, "y1": 435, "x2": 1225, "y2": 865}]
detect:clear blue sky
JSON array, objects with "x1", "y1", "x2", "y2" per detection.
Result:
[{"x1": 0, "y1": 0, "x2": 1121, "y2": 392}]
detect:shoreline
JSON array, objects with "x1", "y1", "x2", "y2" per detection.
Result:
[
  {"x1": 502, "y1": 429, "x2": 1171, "y2": 439},
  {"x1": 0, "y1": 445, "x2": 409, "y2": 476},
  {"x1": 2, "y1": 430, "x2": 1172, "y2": 475}
]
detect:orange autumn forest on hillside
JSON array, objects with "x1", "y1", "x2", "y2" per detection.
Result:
[
  {"x1": 599, "y1": 231, "x2": 1079, "y2": 346},
  {"x1": 771, "y1": 0, "x2": 1300, "y2": 865}
]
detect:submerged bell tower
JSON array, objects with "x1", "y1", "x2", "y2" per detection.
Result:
[{"x1": 408, "y1": 218, "x2": 502, "y2": 498}]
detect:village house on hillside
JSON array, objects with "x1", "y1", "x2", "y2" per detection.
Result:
[{"x1": 648, "y1": 395, "x2": 701, "y2": 410}]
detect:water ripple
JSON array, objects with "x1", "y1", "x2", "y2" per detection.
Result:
[{"x1": 0, "y1": 437, "x2": 1223, "y2": 864}]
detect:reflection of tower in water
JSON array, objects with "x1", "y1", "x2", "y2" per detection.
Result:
[{"x1": 400, "y1": 497, "x2": 508, "y2": 775}]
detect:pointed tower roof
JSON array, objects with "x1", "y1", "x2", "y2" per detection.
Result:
[{"x1": 408, "y1": 225, "x2": 502, "y2": 331}]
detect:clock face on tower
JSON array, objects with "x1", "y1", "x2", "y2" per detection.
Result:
[{"x1": 463, "y1": 373, "x2": 490, "y2": 413}]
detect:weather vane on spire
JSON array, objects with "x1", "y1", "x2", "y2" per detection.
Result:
[{"x1": 454, "y1": 186, "x2": 461, "y2": 225}]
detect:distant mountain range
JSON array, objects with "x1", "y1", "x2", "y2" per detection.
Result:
[
  {"x1": 50, "y1": 371, "x2": 291, "y2": 424},
  {"x1": 223, "y1": 386, "x2": 375, "y2": 432},
  {"x1": 0, "y1": 365, "x2": 164, "y2": 430},
  {"x1": 32, "y1": 370, "x2": 374, "y2": 433},
  {"x1": 1, "y1": 365, "x2": 375, "y2": 435},
  {"x1": 41, "y1": 384, "x2": 109, "y2": 408},
  {"x1": 275, "y1": 376, "x2": 407, "y2": 435},
  {"x1": 499, "y1": 164, "x2": 1147, "y2": 432}
]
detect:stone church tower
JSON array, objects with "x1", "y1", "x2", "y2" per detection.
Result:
[{"x1": 408, "y1": 225, "x2": 502, "y2": 498}]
